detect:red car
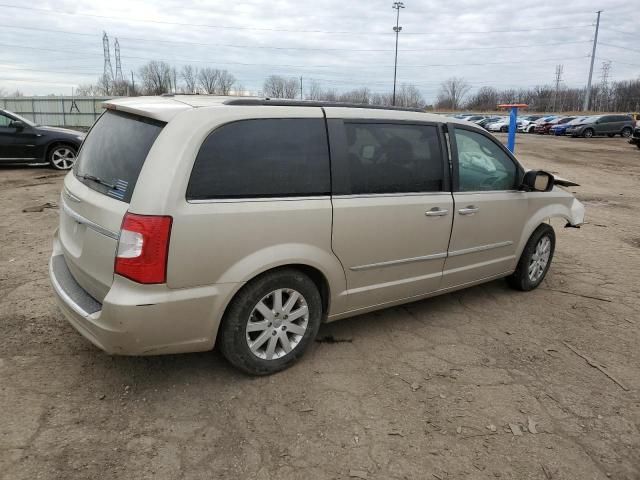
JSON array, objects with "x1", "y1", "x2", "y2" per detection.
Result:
[{"x1": 535, "y1": 116, "x2": 576, "y2": 134}]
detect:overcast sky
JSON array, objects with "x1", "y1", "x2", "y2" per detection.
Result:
[{"x1": 0, "y1": 0, "x2": 637, "y2": 101}]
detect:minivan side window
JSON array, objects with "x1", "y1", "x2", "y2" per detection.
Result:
[
  {"x1": 343, "y1": 123, "x2": 444, "y2": 194},
  {"x1": 187, "y1": 119, "x2": 330, "y2": 199},
  {"x1": 454, "y1": 129, "x2": 518, "y2": 192}
]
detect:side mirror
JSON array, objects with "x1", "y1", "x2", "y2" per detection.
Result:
[
  {"x1": 522, "y1": 170, "x2": 554, "y2": 192},
  {"x1": 10, "y1": 120, "x2": 26, "y2": 130}
]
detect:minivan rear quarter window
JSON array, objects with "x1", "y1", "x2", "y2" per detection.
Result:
[
  {"x1": 187, "y1": 119, "x2": 330, "y2": 200},
  {"x1": 74, "y1": 110, "x2": 165, "y2": 203}
]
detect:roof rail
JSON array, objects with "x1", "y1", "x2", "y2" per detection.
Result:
[{"x1": 223, "y1": 98, "x2": 424, "y2": 112}]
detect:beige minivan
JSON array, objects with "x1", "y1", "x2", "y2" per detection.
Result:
[{"x1": 49, "y1": 96, "x2": 585, "y2": 374}]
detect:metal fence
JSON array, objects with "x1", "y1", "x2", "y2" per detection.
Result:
[{"x1": 0, "y1": 96, "x2": 115, "y2": 128}]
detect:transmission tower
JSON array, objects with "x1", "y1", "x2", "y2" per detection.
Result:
[
  {"x1": 598, "y1": 61, "x2": 612, "y2": 112},
  {"x1": 114, "y1": 38, "x2": 124, "y2": 83},
  {"x1": 102, "y1": 32, "x2": 114, "y2": 87},
  {"x1": 552, "y1": 64, "x2": 564, "y2": 112}
]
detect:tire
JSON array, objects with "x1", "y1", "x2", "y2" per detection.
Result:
[
  {"x1": 507, "y1": 224, "x2": 556, "y2": 292},
  {"x1": 48, "y1": 144, "x2": 77, "y2": 170},
  {"x1": 582, "y1": 128, "x2": 594, "y2": 138},
  {"x1": 621, "y1": 127, "x2": 632, "y2": 138},
  {"x1": 501, "y1": 126, "x2": 508, "y2": 133},
  {"x1": 219, "y1": 269, "x2": 322, "y2": 375}
]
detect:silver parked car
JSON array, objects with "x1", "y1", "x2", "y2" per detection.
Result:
[{"x1": 49, "y1": 96, "x2": 585, "y2": 374}]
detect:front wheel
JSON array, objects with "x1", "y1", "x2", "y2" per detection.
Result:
[
  {"x1": 582, "y1": 128, "x2": 594, "y2": 138},
  {"x1": 621, "y1": 127, "x2": 632, "y2": 138},
  {"x1": 507, "y1": 224, "x2": 555, "y2": 291},
  {"x1": 48, "y1": 144, "x2": 77, "y2": 170},
  {"x1": 219, "y1": 269, "x2": 322, "y2": 375}
]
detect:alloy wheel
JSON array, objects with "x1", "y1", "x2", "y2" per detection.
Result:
[
  {"x1": 528, "y1": 236, "x2": 551, "y2": 283},
  {"x1": 51, "y1": 147, "x2": 76, "y2": 170},
  {"x1": 245, "y1": 288, "x2": 309, "y2": 360}
]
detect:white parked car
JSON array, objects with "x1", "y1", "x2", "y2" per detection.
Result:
[{"x1": 487, "y1": 118, "x2": 511, "y2": 132}]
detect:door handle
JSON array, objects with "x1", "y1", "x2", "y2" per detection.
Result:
[
  {"x1": 458, "y1": 206, "x2": 479, "y2": 215},
  {"x1": 425, "y1": 207, "x2": 449, "y2": 217}
]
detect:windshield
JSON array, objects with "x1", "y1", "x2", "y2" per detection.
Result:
[{"x1": 74, "y1": 110, "x2": 165, "y2": 203}]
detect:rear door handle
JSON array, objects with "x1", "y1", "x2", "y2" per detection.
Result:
[
  {"x1": 425, "y1": 207, "x2": 449, "y2": 217},
  {"x1": 458, "y1": 206, "x2": 479, "y2": 215}
]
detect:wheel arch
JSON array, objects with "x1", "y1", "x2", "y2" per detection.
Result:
[
  {"x1": 212, "y1": 261, "x2": 339, "y2": 348},
  {"x1": 514, "y1": 196, "x2": 584, "y2": 261},
  {"x1": 45, "y1": 140, "x2": 80, "y2": 161}
]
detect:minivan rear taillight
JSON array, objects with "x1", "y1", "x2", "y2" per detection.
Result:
[{"x1": 115, "y1": 213, "x2": 172, "y2": 284}]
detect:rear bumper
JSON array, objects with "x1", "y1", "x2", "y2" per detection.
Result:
[{"x1": 49, "y1": 238, "x2": 240, "y2": 355}]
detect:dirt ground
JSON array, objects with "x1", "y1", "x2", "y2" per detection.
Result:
[{"x1": 1, "y1": 133, "x2": 639, "y2": 480}]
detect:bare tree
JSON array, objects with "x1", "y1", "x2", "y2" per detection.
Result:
[
  {"x1": 306, "y1": 80, "x2": 323, "y2": 100},
  {"x1": 263, "y1": 75, "x2": 298, "y2": 99},
  {"x1": 181, "y1": 65, "x2": 198, "y2": 94},
  {"x1": 395, "y1": 84, "x2": 424, "y2": 108},
  {"x1": 436, "y1": 77, "x2": 471, "y2": 110},
  {"x1": 138, "y1": 61, "x2": 172, "y2": 95},
  {"x1": 198, "y1": 67, "x2": 220, "y2": 94},
  {"x1": 465, "y1": 86, "x2": 499, "y2": 111},
  {"x1": 217, "y1": 70, "x2": 236, "y2": 95},
  {"x1": 0, "y1": 87, "x2": 6, "y2": 97},
  {"x1": 339, "y1": 87, "x2": 371, "y2": 104},
  {"x1": 76, "y1": 83, "x2": 104, "y2": 96}
]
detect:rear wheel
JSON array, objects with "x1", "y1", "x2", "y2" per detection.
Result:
[
  {"x1": 219, "y1": 269, "x2": 322, "y2": 375},
  {"x1": 621, "y1": 127, "x2": 632, "y2": 138},
  {"x1": 48, "y1": 144, "x2": 77, "y2": 170},
  {"x1": 583, "y1": 128, "x2": 594, "y2": 138},
  {"x1": 507, "y1": 224, "x2": 555, "y2": 291}
]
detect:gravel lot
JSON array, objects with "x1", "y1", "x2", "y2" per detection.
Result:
[{"x1": 1, "y1": 133, "x2": 639, "y2": 480}]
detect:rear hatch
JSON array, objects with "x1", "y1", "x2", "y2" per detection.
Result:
[{"x1": 58, "y1": 109, "x2": 165, "y2": 301}]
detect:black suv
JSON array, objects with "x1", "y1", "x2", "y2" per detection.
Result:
[
  {"x1": 630, "y1": 126, "x2": 640, "y2": 149},
  {"x1": 0, "y1": 109, "x2": 85, "y2": 170},
  {"x1": 566, "y1": 114, "x2": 635, "y2": 139}
]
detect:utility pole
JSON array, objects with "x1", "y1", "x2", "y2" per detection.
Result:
[
  {"x1": 392, "y1": 2, "x2": 405, "y2": 106},
  {"x1": 598, "y1": 60, "x2": 611, "y2": 112},
  {"x1": 300, "y1": 76, "x2": 303, "y2": 100},
  {"x1": 583, "y1": 10, "x2": 602, "y2": 111},
  {"x1": 102, "y1": 31, "x2": 114, "y2": 94},
  {"x1": 114, "y1": 38, "x2": 124, "y2": 83},
  {"x1": 552, "y1": 64, "x2": 563, "y2": 112},
  {"x1": 131, "y1": 70, "x2": 135, "y2": 95}
]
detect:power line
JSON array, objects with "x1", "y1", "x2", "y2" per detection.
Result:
[
  {"x1": 599, "y1": 42, "x2": 640, "y2": 54},
  {"x1": 0, "y1": 4, "x2": 593, "y2": 35},
  {"x1": 0, "y1": 25, "x2": 593, "y2": 53}
]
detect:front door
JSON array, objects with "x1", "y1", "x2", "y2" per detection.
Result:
[
  {"x1": 329, "y1": 119, "x2": 453, "y2": 312},
  {"x1": 442, "y1": 125, "x2": 528, "y2": 288},
  {"x1": 0, "y1": 112, "x2": 18, "y2": 159}
]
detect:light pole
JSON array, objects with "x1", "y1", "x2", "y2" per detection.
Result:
[{"x1": 392, "y1": 2, "x2": 405, "y2": 106}]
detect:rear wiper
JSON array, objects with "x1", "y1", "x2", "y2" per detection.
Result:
[{"x1": 77, "y1": 173, "x2": 117, "y2": 190}]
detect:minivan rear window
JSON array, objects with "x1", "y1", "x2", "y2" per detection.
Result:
[{"x1": 74, "y1": 110, "x2": 165, "y2": 203}]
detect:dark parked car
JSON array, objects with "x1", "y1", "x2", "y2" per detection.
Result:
[
  {"x1": 566, "y1": 114, "x2": 634, "y2": 138},
  {"x1": 630, "y1": 126, "x2": 640, "y2": 149},
  {"x1": 0, "y1": 109, "x2": 85, "y2": 170},
  {"x1": 535, "y1": 116, "x2": 575, "y2": 135}
]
